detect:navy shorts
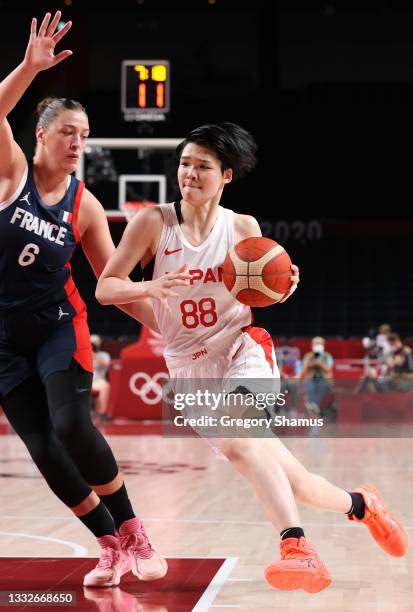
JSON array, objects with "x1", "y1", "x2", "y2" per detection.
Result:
[{"x1": 0, "y1": 300, "x2": 93, "y2": 397}]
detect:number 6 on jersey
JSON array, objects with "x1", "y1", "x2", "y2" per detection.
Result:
[{"x1": 18, "y1": 243, "x2": 40, "y2": 267}]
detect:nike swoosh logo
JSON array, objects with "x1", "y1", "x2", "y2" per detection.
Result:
[
  {"x1": 164, "y1": 248, "x2": 183, "y2": 255},
  {"x1": 75, "y1": 387, "x2": 90, "y2": 393}
]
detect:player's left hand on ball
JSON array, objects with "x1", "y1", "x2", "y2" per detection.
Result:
[{"x1": 279, "y1": 264, "x2": 300, "y2": 303}]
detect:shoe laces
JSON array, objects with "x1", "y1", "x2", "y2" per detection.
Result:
[
  {"x1": 121, "y1": 528, "x2": 153, "y2": 560},
  {"x1": 282, "y1": 545, "x2": 308, "y2": 560},
  {"x1": 281, "y1": 538, "x2": 312, "y2": 560},
  {"x1": 96, "y1": 546, "x2": 121, "y2": 570},
  {"x1": 366, "y1": 502, "x2": 392, "y2": 540}
]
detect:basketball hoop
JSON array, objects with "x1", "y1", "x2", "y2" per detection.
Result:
[{"x1": 120, "y1": 200, "x2": 157, "y2": 223}]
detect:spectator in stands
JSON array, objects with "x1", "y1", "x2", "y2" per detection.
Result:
[
  {"x1": 302, "y1": 337, "x2": 334, "y2": 417},
  {"x1": 357, "y1": 324, "x2": 406, "y2": 393},
  {"x1": 91, "y1": 334, "x2": 112, "y2": 420},
  {"x1": 376, "y1": 323, "x2": 392, "y2": 358},
  {"x1": 277, "y1": 340, "x2": 301, "y2": 417},
  {"x1": 356, "y1": 359, "x2": 385, "y2": 393},
  {"x1": 357, "y1": 331, "x2": 413, "y2": 393},
  {"x1": 385, "y1": 334, "x2": 413, "y2": 392},
  {"x1": 357, "y1": 331, "x2": 388, "y2": 393},
  {"x1": 362, "y1": 323, "x2": 392, "y2": 363}
]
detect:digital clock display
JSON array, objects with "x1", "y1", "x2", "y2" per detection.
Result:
[{"x1": 122, "y1": 60, "x2": 170, "y2": 115}]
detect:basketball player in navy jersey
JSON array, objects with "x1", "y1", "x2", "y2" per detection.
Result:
[
  {"x1": 0, "y1": 11, "x2": 188, "y2": 587},
  {"x1": 97, "y1": 122, "x2": 408, "y2": 593}
]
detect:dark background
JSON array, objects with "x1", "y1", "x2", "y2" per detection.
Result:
[{"x1": 1, "y1": 0, "x2": 411, "y2": 340}]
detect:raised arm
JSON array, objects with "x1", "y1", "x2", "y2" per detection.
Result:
[{"x1": 0, "y1": 11, "x2": 72, "y2": 178}]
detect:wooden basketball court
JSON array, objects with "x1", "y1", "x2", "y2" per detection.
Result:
[{"x1": 0, "y1": 420, "x2": 411, "y2": 611}]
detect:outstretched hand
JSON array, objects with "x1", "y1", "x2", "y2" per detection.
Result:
[{"x1": 23, "y1": 11, "x2": 73, "y2": 72}]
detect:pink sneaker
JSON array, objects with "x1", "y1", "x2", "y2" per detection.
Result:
[
  {"x1": 119, "y1": 518, "x2": 168, "y2": 581},
  {"x1": 83, "y1": 535, "x2": 132, "y2": 587}
]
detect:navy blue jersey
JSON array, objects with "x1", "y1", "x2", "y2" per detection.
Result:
[{"x1": 0, "y1": 161, "x2": 85, "y2": 316}]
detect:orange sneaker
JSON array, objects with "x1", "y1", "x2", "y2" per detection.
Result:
[
  {"x1": 347, "y1": 484, "x2": 408, "y2": 557},
  {"x1": 264, "y1": 537, "x2": 332, "y2": 593}
]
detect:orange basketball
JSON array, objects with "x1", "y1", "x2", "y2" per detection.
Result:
[{"x1": 222, "y1": 237, "x2": 293, "y2": 307}]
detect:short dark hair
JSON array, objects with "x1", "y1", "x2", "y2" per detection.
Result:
[
  {"x1": 36, "y1": 97, "x2": 87, "y2": 130},
  {"x1": 176, "y1": 122, "x2": 257, "y2": 181}
]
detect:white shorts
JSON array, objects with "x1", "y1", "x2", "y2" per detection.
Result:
[
  {"x1": 168, "y1": 326, "x2": 279, "y2": 379},
  {"x1": 166, "y1": 327, "x2": 281, "y2": 446}
]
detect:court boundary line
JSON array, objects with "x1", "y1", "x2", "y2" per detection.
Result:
[
  {"x1": 191, "y1": 556, "x2": 239, "y2": 612},
  {"x1": 0, "y1": 532, "x2": 87, "y2": 556}
]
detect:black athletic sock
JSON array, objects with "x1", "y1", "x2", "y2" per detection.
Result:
[
  {"x1": 77, "y1": 501, "x2": 116, "y2": 538},
  {"x1": 100, "y1": 483, "x2": 135, "y2": 529},
  {"x1": 280, "y1": 527, "x2": 305, "y2": 541},
  {"x1": 346, "y1": 492, "x2": 366, "y2": 519}
]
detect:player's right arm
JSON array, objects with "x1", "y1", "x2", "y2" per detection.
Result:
[
  {"x1": 96, "y1": 206, "x2": 190, "y2": 309},
  {"x1": 0, "y1": 12, "x2": 72, "y2": 181}
]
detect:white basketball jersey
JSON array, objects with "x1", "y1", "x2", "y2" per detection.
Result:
[{"x1": 151, "y1": 203, "x2": 252, "y2": 366}]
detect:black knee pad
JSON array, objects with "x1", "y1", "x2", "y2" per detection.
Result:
[{"x1": 46, "y1": 361, "x2": 119, "y2": 485}]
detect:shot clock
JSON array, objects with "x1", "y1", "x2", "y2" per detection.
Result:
[{"x1": 121, "y1": 60, "x2": 170, "y2": 121}]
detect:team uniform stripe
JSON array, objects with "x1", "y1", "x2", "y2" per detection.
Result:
[
  {"x1": 64, "y1": 263, "x2": 93, "y2": 373},
  {"x1": 244, "y1": 326, "x2": 275, "y2": 373},
  {"x1": 66, "y1": 181, "x2": 90, "y2": 370},
  {"x1": 72, "y1": 181, "x2": 84, "y2": 243}
]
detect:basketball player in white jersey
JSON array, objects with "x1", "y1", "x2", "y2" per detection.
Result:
[{"x1": 96, "y1": 123, "x2": 408, "y2": 593}]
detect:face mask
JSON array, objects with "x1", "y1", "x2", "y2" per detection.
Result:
[{"x1": 312, "y1": 344, "x2": 324, "y2": 353}]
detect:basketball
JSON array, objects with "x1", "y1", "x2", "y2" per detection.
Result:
[{"x1": 222, "y1": 237, "x2": 292, "y2": 307}]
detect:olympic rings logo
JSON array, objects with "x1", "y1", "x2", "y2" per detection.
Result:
[{"x1": 129, "y1": 371, "x2": 169, "y2": 405}]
